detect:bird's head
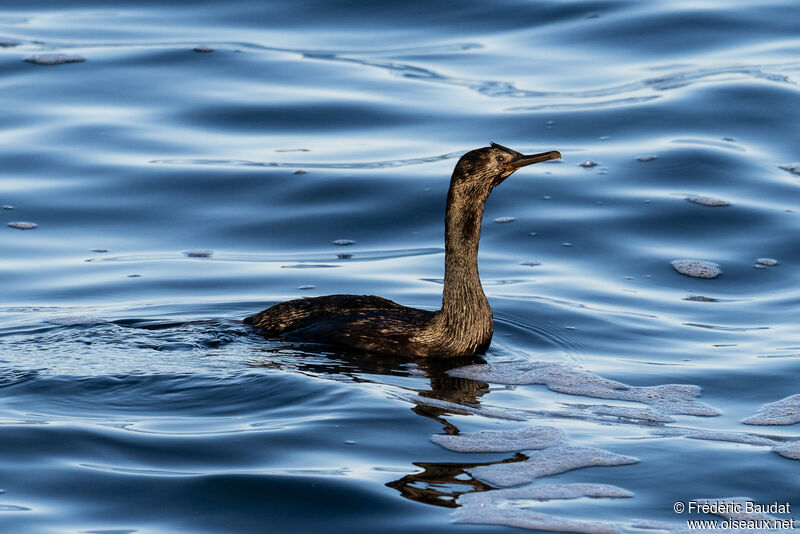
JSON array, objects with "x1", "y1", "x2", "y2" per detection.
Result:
[{"x1": 452, "y1": 142, "x2": 561, "y2": 190}]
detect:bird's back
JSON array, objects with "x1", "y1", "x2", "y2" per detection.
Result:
[
  {"x1": 244, "y1": 294, "x2": 409, "y2": 334},
  {"x1": 245, "y1": 294, "x2": 440, "y2": 356}
]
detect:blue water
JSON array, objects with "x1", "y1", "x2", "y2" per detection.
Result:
[{"x1": 2, "y1": 1, "x2": 800, "y2": 532}]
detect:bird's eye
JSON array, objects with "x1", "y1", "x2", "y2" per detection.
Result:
[{"x1": 496, "y1": 154, "x2": 506, "y2": 163}]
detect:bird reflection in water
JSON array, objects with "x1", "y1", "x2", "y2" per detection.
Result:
[{"x1": 247, "y1": 344, "x2": 526, "y2": 508}]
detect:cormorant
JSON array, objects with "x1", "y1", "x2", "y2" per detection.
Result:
[{"x1": 245, "y1": 143, "x2": 561, "y2": 357}]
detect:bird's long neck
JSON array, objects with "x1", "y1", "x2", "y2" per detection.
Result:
[{"x1": 436, "y1": 182, "x2": 493, "y2": 340}]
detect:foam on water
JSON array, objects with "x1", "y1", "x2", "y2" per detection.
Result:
[
  {"x1": 24, "y1": 53, "x2": 85, "y2": 65},
  {"x1": 467, "y1": 445, "x2": 639, "y2": 488},
  {"x1": 743, "y1": 394, "x2": 800, "y2": 426},
  {"x1": 6, "y1": 221, "x2": 37, "y2": 230},
  {"x1": 454, "y1": 507, "x2": 622, "y2": 534},
  {"x1": 448, "y1": 361, "x2": 720, "y2": 417},
  {"x1": 687, "y1": 196, "x2": 730, "y2": 207},
  {"x1": 773, "y1": 441, "x2": 800, "y2": 460},
  {"x1": 454, "y1": 484, "x2": 632, "y2": 534},
  {"x1": 671, "y1": 260, "x2": 722, "y2": 279},
  {"x1": 432, "y1": 426, "x2": 566, "y2": 453}
]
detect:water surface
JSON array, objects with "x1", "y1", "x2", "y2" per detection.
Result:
[{"x1": 2, "y1": 1, "x2": 799, "y2": 532}]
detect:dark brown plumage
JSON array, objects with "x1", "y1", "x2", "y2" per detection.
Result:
[{"x1": 245, "y1": 143, "x2": 561, "y2": 357}]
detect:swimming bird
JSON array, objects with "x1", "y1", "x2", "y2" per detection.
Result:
[{"x1": 245, "y1": 143, "x2": 561, "y2": 357}]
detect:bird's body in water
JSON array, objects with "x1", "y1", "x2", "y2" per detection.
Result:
[{"x1": 245, "y1": 143, "x2": 561, "y2": 358}]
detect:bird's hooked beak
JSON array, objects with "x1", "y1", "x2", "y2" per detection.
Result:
[{"x1": 510, "y1": 150, "x2": 562, "y2": 169}]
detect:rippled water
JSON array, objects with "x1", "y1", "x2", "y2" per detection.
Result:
[{"x1": 2, "y1": 1, "x2": 799, "y2": 532}]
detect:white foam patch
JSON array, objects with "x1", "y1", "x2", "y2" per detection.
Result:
[
  {"x1": 455, "y1": 484, "x2": 632, "y2": 534},
  {"x1": 432, "y1": 426, "x2": 566, "y2": 452},
  {"x1": 466, "y1": 445, "x2": 639, "y2": 487},
  {"x1": 651, "y1": 427, "x2": 779, "y2": 446},
  {"x1": 7, "y1": 221, "x2": 37, "y2": 230},
  {"x1": 773, "y1": 441, "x2": 800, "y2": 460},
  {"x1": 688, "y1": 196, "x2": 730, "y2": 207},
  {"x1": 651, "y1": 426, "x2": 800, "y2": 461},
  {"x1": 454, "y1": 506, "x2": 622, "y2": 534},
  {"x1": 448, "y1": 362, "x2": 719, "y2": 417},
  {"x1": 743, "y1": 394, "x2": 800, "y2": 426},
  {"x1": 458, "y1": 483, "x2": 633, "y2": 507},
  {"x1": 25, "y1": 54, "x2": 85, "y2": 65},
  {"x1": 672, "y1": 259, "x2": 721, "y2": 278}
]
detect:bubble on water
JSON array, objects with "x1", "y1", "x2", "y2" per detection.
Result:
[
  {"x1": 449, "y1": 361, "x2": 720, "y2": 416},
  {"x1": 587, "y1": 404, "x2": 675, "y2": 423},
  {"x1": 92, "y1": 248, "x2": 109, "y2": 253},
  {"x1": 529, "y1": 232, "x2": 537, "y2": 236},
  {"x1": 494, "y1": 217, "x2": 515, "y2": 223},
  {"x1": 672, "y1": 259, "x2": 721, "y2": 279},
  {"x1": 579, "y1": 161, "x2": 598, "y2": 168},
  {"x1": 193, "y1": 46, "x2": 214, "y2": 53},
  {"x1": 127, "y1": 274, "x2": 141, "y2": 278},
  {"x1": 298, "y1": 285, "x2": 315, "y2": 290},
  {"x1": 773, "y1": 441, "x2": 800, "y2": 460},
  {"x1": 2, "y1": 205, "x2": 13, "y2": 210},
  {"x1": 543, "y1": 195, "x2": 552, "y2": 200},
  {"x1": 25, "y1": 54, "x2": 86, "y2": 65},
  {"x1": 293, "y1": 170, "x2": 307, "y2": 175},
  {"x1": 7, "y1": 221, "x2": 37, "y2": 230},
  {"x1": 687, "y1": 196, "x2": 730, "y2": 207},
  {"x1": 756, "y1": 258, "x2": 778, "y2": 266},
  {"x1": 684, "y1": 295, "x2": 718, "y2": 302},
  {"x1": 183, "y1": 249, "x2": 214, "y2": 258},
  {"x1": 520, "y1": 261, "x2": 541, "y2": 267},
  {"x1": 467, "y1": 445, "x2": 638, "y2": 487},
  {"x1": 599, "y1": 136, "x2": 611, "y2": 141},
  {"x1": 432, "y1": 426, "x2": 566, "y2": 453},
  {"x1": 562, "y1": 242, "x2": 572, "y2": 247},
  {"x1": 637, "y1": 155, "x2": 658, "y2": 161},
  {"x1": 743, "y1": 394, "x2": 800, "y2": 426},
  {"x1": 333, "y1": 239, "x2": 355, "y2": 246},
  {"x1": 779, "y1": 163, "x2": 800, "y2": 176}
]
